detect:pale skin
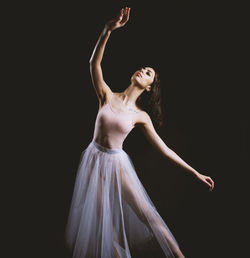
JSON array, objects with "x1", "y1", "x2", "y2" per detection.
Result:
[{"x1": 89, "y1": 7, "x2": 214, "y2": 258}]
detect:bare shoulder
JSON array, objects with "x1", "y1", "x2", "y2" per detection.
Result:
[{"x1": 134, "y1": 110, "x2": 152, "y2": 127}]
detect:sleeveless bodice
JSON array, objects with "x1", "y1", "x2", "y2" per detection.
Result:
[{"x1": 92, "y1": 100, "x2": 135, "y2": 149}]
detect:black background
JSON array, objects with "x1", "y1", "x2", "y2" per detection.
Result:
[{"x1": 7, "y1": 0, "x2": 248, "y2": 257}]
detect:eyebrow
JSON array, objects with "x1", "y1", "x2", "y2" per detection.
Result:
[{"x1": 147, "y1": 69, "x2": 153, "y2": 75}]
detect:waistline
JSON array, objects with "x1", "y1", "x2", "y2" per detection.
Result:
[{"x1": 91, "y1": 140, "x2": 123, "y2": 154}]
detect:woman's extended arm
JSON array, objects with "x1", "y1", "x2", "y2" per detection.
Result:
[
  {"x1": 138, "y1": 111, "x2": 215, "y2": 191},
  {"x1": 89, "y1": 7, "x2": 130, "y2": 104}
]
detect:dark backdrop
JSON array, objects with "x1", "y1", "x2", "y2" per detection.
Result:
[{"x1": 9, "y1": 1, "x2": 248, "y2": 258}]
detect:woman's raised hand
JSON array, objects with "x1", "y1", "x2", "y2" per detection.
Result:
[{"x1": 105, "y1": 7, "x2": 131, "y2": 32}]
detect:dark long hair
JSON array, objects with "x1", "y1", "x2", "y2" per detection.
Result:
[{"x1": 136, "y1": 71, "x2": 164, "y2": 131}]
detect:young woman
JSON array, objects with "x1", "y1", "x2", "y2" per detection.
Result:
[{"x1": 65, "y1": 7, "x2": 214, "y2": 258}]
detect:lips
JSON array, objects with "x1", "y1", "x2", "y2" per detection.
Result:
[{"x1": 137, "y1": 72, "x2": 142, "y2": 78}]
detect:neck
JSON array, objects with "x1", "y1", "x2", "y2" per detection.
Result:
[{"x1": 121, "y1": 83, "x2": 144, "y2": 106}]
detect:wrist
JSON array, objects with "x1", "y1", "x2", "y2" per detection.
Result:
[
  {"x1": 104, "y1": 25, "x2": 113, "y2": 34},
  {"x1": 192, "y1": 170, "x2": 200, "y2": 178}
]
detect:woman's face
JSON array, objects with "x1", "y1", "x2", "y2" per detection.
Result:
[{"x1": 131, "y1": 67, "x2": 155, "y2": 91}]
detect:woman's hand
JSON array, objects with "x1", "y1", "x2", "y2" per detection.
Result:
[
  {"x1": 195, "y1": 173, "x2": 215, "y2": 191},
  {"x1": 105, "y1": 7, "x2": 131, "y2": 32}
]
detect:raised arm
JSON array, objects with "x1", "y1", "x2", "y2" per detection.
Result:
[
  {"x1": 138, "y1": 112, "x2": 215, "y2": 191},
  {"x1": 89, "y1": 7, "x2": 131, "y2": 105}
]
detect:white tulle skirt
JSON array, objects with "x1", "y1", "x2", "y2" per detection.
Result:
[{"x1": 65, "y1": 140, "x2": 180, "y2": 258}]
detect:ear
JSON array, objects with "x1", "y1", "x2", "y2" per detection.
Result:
[{"x1": 146, "y1": 85, "x2": 151, "y2": 92}]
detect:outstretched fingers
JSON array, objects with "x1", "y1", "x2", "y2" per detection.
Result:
[
  {"x1": 117, "y1": 8, "x2": 124, "y2": 21},
  {"x1": 120, "y1": 7, "x2": 130, "y2": 25}
]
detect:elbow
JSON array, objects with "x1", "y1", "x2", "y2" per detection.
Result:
[
  {"x1": 89, "y1": 53, "x2": 100, "y2": 66},
  {"x1": 89, "y1": 54, "x2": 95, "y2": 64},
  {"x1": 89, "y1": 58, "x2": 94, "y2": 65},
  {"x1": 89, "y1": 60, "x2": 94, "y2": 69},
  {"x1": 89, "y1": 53, "x2": 94, "y2": 65},
  {"x1": 89, "y1": 59, "x2": 100, "y2": 67}
]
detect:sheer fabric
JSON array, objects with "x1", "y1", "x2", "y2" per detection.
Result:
[{"x1": 65, "y1": 140, "x2": 180, "y2": 258}]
